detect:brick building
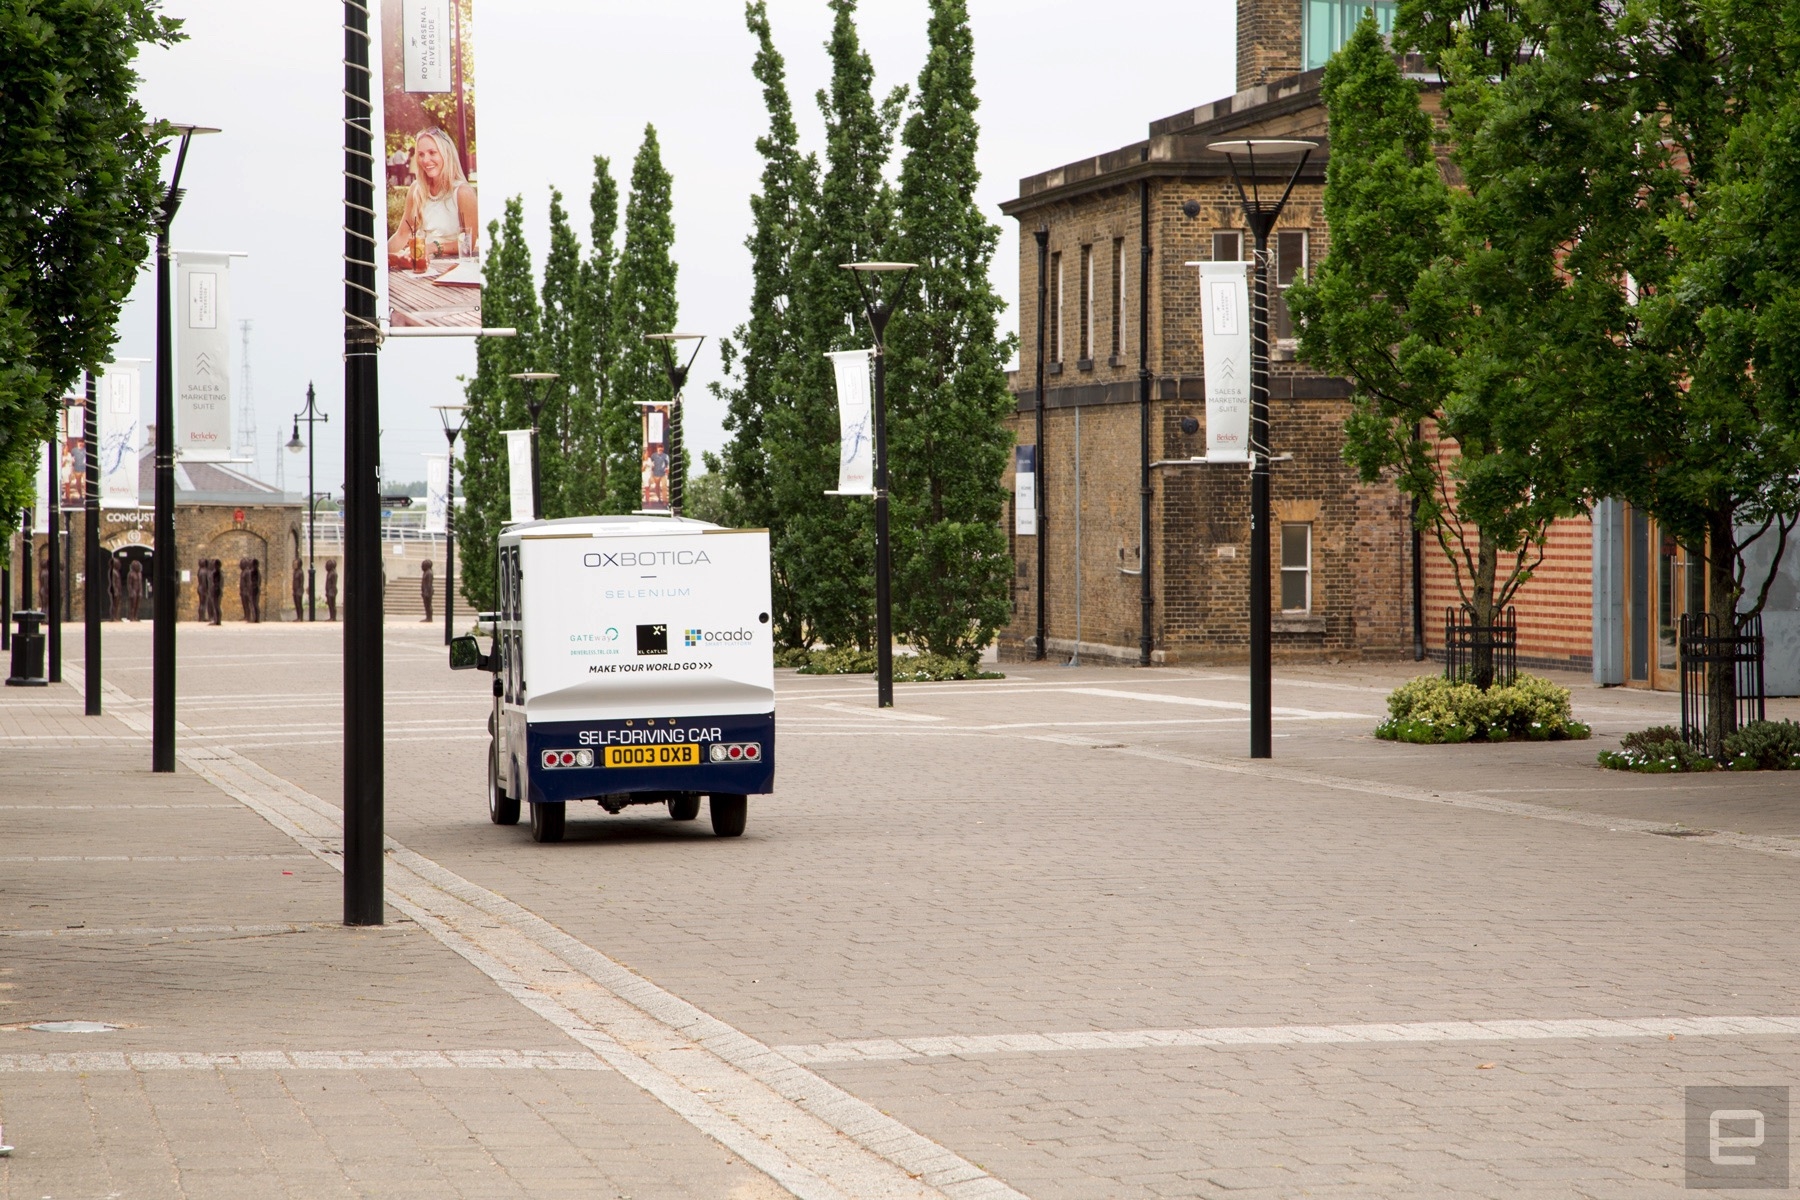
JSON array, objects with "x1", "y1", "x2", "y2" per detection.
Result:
[
  {"x1": 998, "y1": 0, "x2": 1800, "y2": 691},
  {"x1": 997, "y1": 0, "x2": 1414, "y2": 666}
]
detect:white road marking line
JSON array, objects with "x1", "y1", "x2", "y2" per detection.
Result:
[
  {"x1": 0, "y1": 1049, "x2": 606, "y2": 1073},
  {"x1": 1066, "y1": 686, "x2": 1375, "y2": 720},
  {"x1": 0, "y1": 854, "x2": 313, "y2": 864},
  {"x1": 0, "y1": 804, "x2": 239, "y2": 811},
  {"x1": 777, "y1": 1016, "x2": 1800, "y2": 1065},
  {"x1": 818, "y1": 703, "x2": 944, "y2": 723},
  {"x1": 171, "y1": 742, "x2": 1026, "y2": 1200},
  {"x1": 0, "y1": 924, "x2": 314, "y2": 939}
]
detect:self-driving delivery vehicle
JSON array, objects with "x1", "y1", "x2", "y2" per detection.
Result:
[{"x1": 450, "y1": 516, "x2": 775, "y2": 843}]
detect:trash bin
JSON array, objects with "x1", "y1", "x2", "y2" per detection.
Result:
[{"x1": 5, "y1": 610, "x2": 47, "y2": 687}]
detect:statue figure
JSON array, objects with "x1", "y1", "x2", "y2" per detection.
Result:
[
  {"x1": 291, "y1": 557, "x2": 304, "y2": 620},
  {"x1": 195, "y1": 556, "x2": 213, "y2": 623},
  {"x1": 247, "y1": 558, "x2": 262, "y2": 624},
  {"x1": 236, "y1": 557, "x2": 251, "y2": 622},
  {"x1": 324, "y1": 559, "x2": 339, "y2": 622},
  {"x1": 209, "y1": 560, "x2": 223, "y2": 625},
  {"x1": 420, "y1": 559, "x2": 434, "y2": 623},
  {"x1": 125, "y1": 559, "x2": 144, "y2": 622},
  {"x1": 108, "y1": 556, "x2": 122, "y2": 621}
]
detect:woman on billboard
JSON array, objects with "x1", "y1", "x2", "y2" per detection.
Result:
[{"x1": 386, "y1": 127, "x2": 477, "y2": 267}]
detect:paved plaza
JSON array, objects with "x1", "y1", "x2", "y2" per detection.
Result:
[{"x1": 3, "y1": 622, "x2": 1799, "y2": 1198}]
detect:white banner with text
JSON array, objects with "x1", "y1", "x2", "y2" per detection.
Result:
[
  {"x1": 1199, "y1": 261, "x2": 1251, "y2": 463},
  {"x1": 826, "y1": 349, "x2": 874, "y2": 495},
  {"x1": 175, "y1": 251, "x2": 234, "y2": 460}
]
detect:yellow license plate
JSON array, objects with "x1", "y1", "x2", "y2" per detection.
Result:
[{"x1": 603, "y1": 744, "x2": 698, "y2": 768}]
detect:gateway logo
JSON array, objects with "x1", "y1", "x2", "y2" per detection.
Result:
[
  {"x1": 684, "y1": 628, "x2": 754, "y2": 647},
  {"x1": 583, "y1": 549, "x2": 712, "y2": 569}
]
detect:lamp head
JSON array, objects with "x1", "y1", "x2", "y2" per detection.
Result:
[
  {"x1": 286, "y1": 424, "x2": 303, "y2": 453},
  {"x1": 1205, "y1": 139, "x2": 1318, "y2": 159}
]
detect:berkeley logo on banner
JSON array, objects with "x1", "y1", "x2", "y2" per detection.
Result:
[
  {"x1": 825, "y1": 349, "x2": 873, "y2": 495},
  {"x1": 424, "y1": 453, "x2": 449, "y2": 534},
  {"x1": 176, "y1": 251, "x2": 233, "y2": 460},
  {"x1": 1014, "y1": 444, "x2": 1037, "y2": 535},
  {"x1": 504, "y1": 430, "x2": 534, "y2": 523},
  {"x1": 99, "y1": 360, "x2": 145, "y2": 509},
  {"x1": 1198, "y1": 261, "x2": 1251, "y2": 463}
]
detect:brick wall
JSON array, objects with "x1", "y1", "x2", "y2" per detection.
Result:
[{"x1": 1238, "y1": 0, "x2": 1303, "y2": 90}]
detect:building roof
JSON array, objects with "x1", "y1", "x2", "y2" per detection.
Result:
[{"x1": 137, "y1": 431, "x2": 303, "y2": 507}]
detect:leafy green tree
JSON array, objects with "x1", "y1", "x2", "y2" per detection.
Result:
[
  {"x1": 714, "y1": 0, "x2": 818, "y2": 645},
  {"x1": 577, "y1": 156, "x2": 620, "y2": 513},
  {"x1": 885, "y1": 0, "x2": 1015, "y2": 658},
  {"x1": 457, "y1": 197, "x2": 538, "y2": 610},
  {"x1": 0, "y1": 0, "x2": 180, "y2": 555},
  {"x1": 768, "y1": 0, "x2": 905, "y2": 649},
  {"x1": 605, "y1": 125, "x2": 680, "y2": 515},
  {"x1": 537, "y1": 186, "x2": 584, "y2": 517},
  {"x1": 1287, "y1": 15, "x2": 1587, "y2": 687}
]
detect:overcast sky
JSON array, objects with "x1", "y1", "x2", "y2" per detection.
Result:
[{"x1": 114, "y1": 1, "x2": 1237, "y2": 494}]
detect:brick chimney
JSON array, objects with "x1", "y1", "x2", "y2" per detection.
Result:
[{"x1": 1238, "y1": 0, "x2": 1303, "y2": 91}]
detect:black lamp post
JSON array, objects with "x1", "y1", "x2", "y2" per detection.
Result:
[
  {"x1": 83, "y1": 373, "x2": 100, "y2": 714},
  {"x1": 1208, "y1": 138, "x2": 1315, "y2": 760},
  {"x1": 841, "y1": 261, "x2": 916, "y2": 709},
  {"x1": 151, "y1": 122, "x2": 219, "y2": 773},
  {"x1": 1033, "y1": 227, "x2": 1049, "y2": 661},
  {"x1": 434, "y1": 404, "x2": 465, "y2": 644},
  {"x1": 508, "y1": 372, "x2": 558, "y2": 520},
  {"x1": 645, "y1": 334, "x2": 705, "y2": 518},
  {"x1": 286, "y1": 382, "x2": 327, "y2": 621}
]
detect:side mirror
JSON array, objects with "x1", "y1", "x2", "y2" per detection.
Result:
[{"x1": 449, "y1": 635, "x2": 483, "y2": 671}]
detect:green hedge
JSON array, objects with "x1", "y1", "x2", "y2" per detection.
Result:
[
  {"x1": 783, "y1": 647, "x2": 1003, "y2": 682},
  {"x1": 1375, "y1": 673, "x2": 1591, "y2": 744},
  {"x1": 1599, "y1": 720, "x2": 1800, "y2": 772}
]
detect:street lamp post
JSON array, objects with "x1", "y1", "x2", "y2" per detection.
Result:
[
  {"x1": 83, "y1": 373, "x2": 100, "y2": 714},
  {"x1": 645, "y1": 334, "x2": 706, "y2": 518},
  {"x1": 841, "y1": 262, "x2": 917, "y2": 710},
  {"x1": 1208, "y1": 138, "x2": 1316, "y2": 760},
  {"x1": 286, "y1": 382, "x2": 327, "y2": 621},
  {"x1": 151, "y1": 123, "x2": 220, "y2": 774},
  {"x1": 434, "y1": 404, "x2": 465, "y2": 644},
  {"x1": 508, "y1": 372, "x2": 559, "y2": 520}
]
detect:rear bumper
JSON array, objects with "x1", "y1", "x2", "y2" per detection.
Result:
[{"x1": 524, "y1": 711, "x2": 775, "y2": 803}]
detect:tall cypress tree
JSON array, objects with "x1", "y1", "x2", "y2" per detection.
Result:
[
  {"x1": 458, "y1": 197, "x2": 539, "y2": 609},
  {"x1": 537, "y1": 186, "x2": 583, "y2": 517},
  {"x1": 577, "y1": 156, "x2": 620, "y2": 513},
  {"x1": 605, "y1": 125, "x2": 680, "y2": 515},
  {"x1": 715, "y1": 0, "x2": 818, "y2": 644},
  {"x1": 886, "y1": 0, "x2": 1015, "y2": 658},
  {"x1": 768, "y1": 0, "x2": 904, "y2": 649}
]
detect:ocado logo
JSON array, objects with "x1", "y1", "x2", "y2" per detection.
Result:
[{"x1": 684, "y1": 628, "x2": 754, "y2": 647}]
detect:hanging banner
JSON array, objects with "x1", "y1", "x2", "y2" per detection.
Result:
[
  {"x1": 639, "y1": 404, "x2": 671, "y2": 513},
  {"x1": 60, "y1": 404, "x2": 86, "y2": 507},
  {"x1": 1014, "y1": 445, "x2": 1037, "y2": 536},
  {"x1": 32, "y1": 442, "x2": 50, "y2": 533},
  {"x1": 424, "y1": 453, "x2": 449, "y2": 534},
  {"x1": 175, "y1": 251, "x2": 234, "y2": 460},
  {"x1": 99, "y1": 360, "x2": 145, "y2": 509},
  {"x1": 825, "y1": 349, "x2": 874, "y2": 495},
  {"x1": 504, "y1": 430, "x2": 533, "y2": 523},
  {"x1": 1198, "y1": 261, "x2": 1251, "y2": 463},
  {"x1": 382, "y1": 0, "x2": 482, "y2": 328}
]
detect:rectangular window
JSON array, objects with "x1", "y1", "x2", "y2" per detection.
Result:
[
  {"x1": 1050, "y1": 251, "x2": 1063, "y2": 363},
  {"x1": 1110, "y1": 238, "x2": 1124, "y2": 358},
  {"x1": 1281, "y1": 523, "x2": 1312, "y2": 612},
  {"x1": 1212, "y1": 230, "x2": 1242, "y2": 262},
  {"x1": 1079, "y1": 245, "x2": 1093, "y2": 362},
  {"x1": 1304, "y1": 0, "x2": 1398, "y2": 71},
  {"x1": 1275, "y1": 229, "x2": 1309, "y2": 339}
]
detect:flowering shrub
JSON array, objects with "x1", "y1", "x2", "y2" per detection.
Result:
[
  {"x1": 1597, "y1": 720, "x2": 1800, "y2": 772},
  {"x1": 1376, "y1": 673, "x2": 1591, "y2": 744}
]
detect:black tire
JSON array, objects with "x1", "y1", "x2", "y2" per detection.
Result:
[
  {"x1": 529, "y1": 800, "x2": 565, "y2": 843},
  {"x1": 667, "y1": 794, "x2": 701, "y2": 821},
  {"x1": 709, "y1": 794, "x2": 748, "y2": 838},
  {"x1": 488, "y1": 742, "x2": 520, "y2": 826}
]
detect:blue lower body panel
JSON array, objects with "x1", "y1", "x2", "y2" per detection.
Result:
[{"x1": 524, "y1": 712, "x2": 774, "y2": 804}]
